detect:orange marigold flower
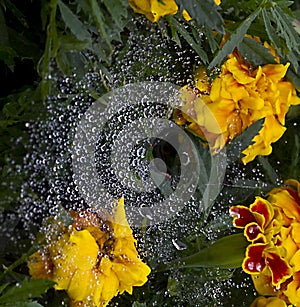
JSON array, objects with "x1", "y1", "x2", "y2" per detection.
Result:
[
  {"x1": 173, "y1": 51, "x2": 300, "y2": 164},
  {"x1": 28, "y1": 198, "x2": 151, "y2": 307},
  {"x1": 230, "y1": 179, "x2": 300, "y2": 306}
]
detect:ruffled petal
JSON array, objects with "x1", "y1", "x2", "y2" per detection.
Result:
[
  {"x1": 229, "y1": 205, "x2": 256, "y2": 228},
  {"x1": 243, "y1": 243, "x2": 267, "y2": 274},
  {"x1": 265, "y1": 251, "x2": 292, "y2": 286}
]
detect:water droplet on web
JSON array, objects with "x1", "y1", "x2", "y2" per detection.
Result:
[{"x1": 13, "y1": 16, "x2": 266, "y2": 305}]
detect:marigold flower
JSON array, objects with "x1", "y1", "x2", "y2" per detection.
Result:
[
  {"x1": 28, "y1": 198, "x2": 151, "y2": 307},
  {"x1": 250, "y1": 296, "x2": 291, "y2": 307},
  {"x1": 128, "y1": 0, "x2": 221, "y2": 22},
  {"x1": 174, "y1": 51, "x2": 300, "y2": 164},
  {"x1": 230, "y1": 179, "x2": 300, "y2": 306}
]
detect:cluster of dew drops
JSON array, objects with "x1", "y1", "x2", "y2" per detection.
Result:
[{"x1": 18, "y1": 16, "x2": 261, "y2": 306}]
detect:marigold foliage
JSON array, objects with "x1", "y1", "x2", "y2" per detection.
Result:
[
  {"x1": 28, "y1": 198, "x2": 151, "y2": 307},
  {"x1": 230, "y1": 179, "x2": 300, "y2": 306}
]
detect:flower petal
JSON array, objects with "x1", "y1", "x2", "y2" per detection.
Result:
[
  {"x1": 250, "y1": 197, "x2": 274, "y2": 229},
  {"x1": 265, "y1": 251, "x2": 292, "y2": 286},
  {"x1": 243, "y1": 243, "x2": 267, "y2": 274},
  {"x1": 229, "y1": 205, "x2": 256, "y2": 228}
]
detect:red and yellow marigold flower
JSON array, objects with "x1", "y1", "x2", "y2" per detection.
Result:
[
  {"x1": 230, "y1": 179, "x2": 300, "y2": 306},
  {"x1": 174, "y1": 51, "x2": 300, "y2": 164},
  {"x1": 129, "y1": 0, "x2": 221, "y2": 22},
  {"x1": 28, "y1": 198, "x2": 151, "y2": 307}
]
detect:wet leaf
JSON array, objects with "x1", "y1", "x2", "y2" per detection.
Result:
[
  {"x1": 257, "y1": 156, "x2": 279, "y2": 185},
  {"x1": 0, "y1": 279, "x2": 55, "y2": 304},
  {"x1": 89, "y1": 0, "x2": 112, "y2": 50},
  {"x1": 225, "y1": 118, "x2": 265, "y2": 164},
  {"x1": 58, "y1": 35, "x2": 90, "y2": 51},
  {"x1": 58, "y1": 1, "x2": 91, "y2": 42},
  {"x1": 174, "y1": 233, "x2": 248, "y2": 269},
  {"x1": 177, "y1": 0, "x2": 224, "y2": 33},
  {"x1": 239, "y1": 37, "x2": 276, "y2": 66},
  {"x1": 167, "y1": 16, "x2": 208, "y2": 63},
  {"x1": 103, "y1": 0, "x2": 128, "y2": 29},
  {"x1": 209, "y1": 7, "x2": 261, "y2": 68}
]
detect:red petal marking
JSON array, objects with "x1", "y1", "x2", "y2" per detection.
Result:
[
  {"x1": 245, "y1": 222, "x2": 263, "y2": 242},
  {"x1": 251, "y1": 199, "x2": 272, "y2": 228},
  {"x1": 243, "y1": 244, "x2": 267, "y2": 274},
  {"x1": 230, "y1": 206, "x2": 256, "y2": 228},
  {"x1": 265, "y1": 252, "x2": 292, "y2": 286}
]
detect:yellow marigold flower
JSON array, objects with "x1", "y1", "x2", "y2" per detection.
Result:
[
  {"x1": 173, "y1": 51, "x2": 300, "y2": 164},
  {"x1": 128, "y1": 0, "x2": 220, "y2": 22},
  {"x1": 250, "y1": 296, "x2": 290, "y2": 307},
  {"x1": 230, "y1": 179, "x2": 300, "y2": 306},
  {"x1": 28, "y1": 198, "x2": 151, "y2": 307}
]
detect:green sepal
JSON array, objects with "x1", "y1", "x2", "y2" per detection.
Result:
[{"x1": 173, "y1": 233, "x2": 248, "y2": 269}]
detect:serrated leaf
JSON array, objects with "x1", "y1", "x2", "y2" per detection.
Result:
[
  {"x1": 58, "y1": 35, "x2": 90, "y2": 51},
  {"x1": 225, "y1": 118, "x2": 265, "y2": 163},
  {"x1": 203, "y1": 24, "x2": 220, "y2": 53},
  {"x1": 103, "y1": 0, "x2": 127, "y2": 29},
  {"x1": 209, "y1": 8, "x2": 261, "y2": 69},
  {"x1": 261, "y1": 8, "x2": 282, "y2": 52},
  {"x1": 173, "y1": 233, "x2": 248, "y2": 269},
  {"x1": 89, "y1": 0, "x2": 112, "y2": 50},
  {"x1": 176, "y1": 0, "x2": 224, "y2": 33},
  {"x1": 239, "y1": 37, "x2": 276, "y2": 66},
  {"x1": 0, "y1": 279, "x2": 55, "y2": 304},
  {"x1": 58, "y1": 1, "x2": 91, "y2": 42},
  {"x1": 167, "y1": 16, "x2": 208, "y2": 63},
  {"x1": 271, "y1": 6, "x2": 299, "y2": 50}
]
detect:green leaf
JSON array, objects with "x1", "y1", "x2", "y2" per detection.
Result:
[
  {"x1": 1, "y1": 302, "x2": 44, "y2": 307},
  {"x1": 89, "y1": 0, "x2": 112, "y2": 50},
  {"x1": 58, "y1": 1, "x2": 91, "y2": 42},
  {"x1": 176, "y1": 0, "x2": 224, "y2": 33},
  {"x1": 0, "y1": 6, "x2": 9, "y2": 46},
  {"x1": 7, "y1": 28, "x2": 41, "y2": 63},
  {"x1": 209, "y1": 7, "x2": 261, "y2": 69},
  {"x1": 203, "y1": 24, "x2": 220, "y2": 53},
  {"x1": 103, "y1": 0, "x2": 128, "y2": 29},
  {"x1": 257, "y1": 156, "x2": 279, "y2": 185},
  {"x1": 173, "y1": 233, "x2": 248, "y2": 269},
  {"x1": 58, "y1": 34, "x2": 90, "y2": 51},
  {"x1": 167, "y1": 16, "x2": 208, "y2": 63},
  {"x1": 0, "y1": 45, "x2": 17, "y2": 71},
  {"x1": 225, "y1": 118, "x2": 265, "y2": 164},
  {"x1": 41, "y1": 0, "x2": 58, "y2": 100},
  {"x1": 271, "y1": 6, "x2": 299, "y2": 50},
  {"x1": 289, "y1": 134, "x2": 300, "y2": 180},
  {"x1": 132, "y1": 302, "x2": 147, "y2": 307},
  {"x1": 270, "y1": 6, "x2": 300, "y2": 70},
  {"x1": 0, "y1": 279, "x2": 55, "y2": 304},
  {"x1": 0, "y1": 284, "x2": 9, "y2": 296},
  {"x1": 261, "y1": 8, "x2": 282, "y2": 53},
  {"x1": 238, "y1": 37, "x2": 276, "y2": 66}
]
